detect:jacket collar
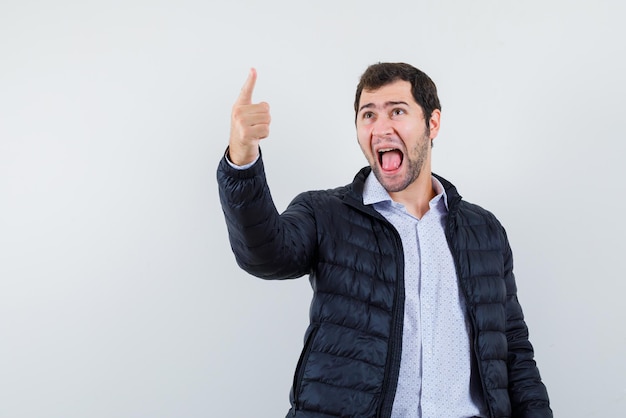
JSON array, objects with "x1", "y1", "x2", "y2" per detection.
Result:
[{"x1": 343, "y1": 167, "x2": 463, "y2": 213}]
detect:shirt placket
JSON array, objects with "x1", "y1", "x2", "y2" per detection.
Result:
[{"x1": 417, "y1": 211, "x2": 436, "y2": 417}]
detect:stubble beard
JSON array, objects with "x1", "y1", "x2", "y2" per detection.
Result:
[{"x1": 372, "y1": 132, "x2": 430, "y2": 193}]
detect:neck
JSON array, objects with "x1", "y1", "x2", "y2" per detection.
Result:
[{"x1": 388, "y1": 171, "x2": 435, "y2": 219}]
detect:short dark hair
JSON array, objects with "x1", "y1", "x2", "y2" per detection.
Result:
[{"x1": 354, "y1": 62, "x2": 441, "y2": 126}]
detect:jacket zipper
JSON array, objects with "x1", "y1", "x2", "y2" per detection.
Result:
[
  {"x1": 343, "y1": 197, "x2": 405, "y2": 418},
  {"x1": 444, "y1": 211, "x2": 493, "y2": 418},
  {"x1": 293, "y1": 326, "x2": 319, "y2": 411},
  {"x1": 375, "y1": 222, "x2": 405, "y2": 418}
]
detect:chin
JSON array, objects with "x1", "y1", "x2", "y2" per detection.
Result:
[
  {"x1": 375, "y1": 163, "x2": 424, "y2": 193},
  {"x1": 372, "y1": 169, "x2": 408, "y2": 192},
  {"x1": 382, "y1": 181, "x2": 411, "y2": 193}
]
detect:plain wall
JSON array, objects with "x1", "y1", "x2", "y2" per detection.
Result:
[{"x1": 1, "y1": 0, "x2": 625, "y2": 417}]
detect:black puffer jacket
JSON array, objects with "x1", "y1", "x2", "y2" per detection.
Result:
[{"x1": 217, "y1": 155, "x2": 552, "y2": 418}]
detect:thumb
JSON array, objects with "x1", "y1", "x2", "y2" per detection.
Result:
[{"x1": 235, "y1": 67, "x2": 257, "y2": 105}]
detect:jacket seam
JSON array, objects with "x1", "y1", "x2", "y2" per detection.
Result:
[
  {"x1": 313, "y1": 318, "x2": 389, "y2": 340},
  {"x1": 309, "y1": 348, "x2": 386, "y2": 368},
  {"x1": 315, "y1": 290, "x2": 393, "y2": 314},
  {"x1": 301, "y1": 376, "x2": 380, "y2": 394}
]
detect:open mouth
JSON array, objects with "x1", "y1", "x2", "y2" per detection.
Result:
[{"x1": 378, "y1": 148, "x2": 404, "y2": 171}]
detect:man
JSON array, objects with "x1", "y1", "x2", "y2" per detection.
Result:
[{"x1": 217, "y1": 63, "x2": 552, "y2": 418}]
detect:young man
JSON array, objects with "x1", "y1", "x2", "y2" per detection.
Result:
[{"x1": 217, "y1": 63, "x2": 552, "y2": 418}]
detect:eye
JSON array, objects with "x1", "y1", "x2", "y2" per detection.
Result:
[
  {"x1": 362, "y1": 111, "x2": 374, "y2": 119},
  {"x1": 392, "y1": 108, "x2": 405, "y2": 116}
]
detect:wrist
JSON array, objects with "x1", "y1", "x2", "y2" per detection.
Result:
[{"x1": 227, "y1": 141, "x2": 259, "y2": 166}]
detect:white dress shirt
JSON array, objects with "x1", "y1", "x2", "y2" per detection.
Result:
[{"x1": 363, "y1": 172, "x2": 485, "y2": 418}]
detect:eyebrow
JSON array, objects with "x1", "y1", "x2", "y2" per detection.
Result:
[{"x1": 358, "y1": 101, "x2": 409, "y2": 113}]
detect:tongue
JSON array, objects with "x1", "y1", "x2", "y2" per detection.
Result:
[{"x1": 381, "y1": 150, "x2": 402, "y2": 170}]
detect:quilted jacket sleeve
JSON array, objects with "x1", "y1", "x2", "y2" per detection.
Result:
[
  {"x1": 217, "y1": 153, "x2": 317, "y2": 279},
  {"x1": 502, "y1": 230, "x2": 553, "y2": 418}
]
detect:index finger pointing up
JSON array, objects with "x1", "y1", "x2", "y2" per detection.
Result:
[{"x1": 236, "y1": 67, "x2": 257, "y2": 105}]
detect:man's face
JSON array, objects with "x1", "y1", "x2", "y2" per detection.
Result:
[{"x1": 356, "y1": 80, "x2": 440, "y2": 193}]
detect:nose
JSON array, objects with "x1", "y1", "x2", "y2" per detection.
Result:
[{"x1": 371, "y1": 115, "x2": 393, "y2": 137}]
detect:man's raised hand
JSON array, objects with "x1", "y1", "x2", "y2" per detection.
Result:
[{"x1": 228, "y1": 68, "x2": 271, "y2": 166}]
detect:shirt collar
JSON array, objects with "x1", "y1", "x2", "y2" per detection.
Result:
[{"x1": 362, "y1": 171, "x2": 449, "y2": 212}]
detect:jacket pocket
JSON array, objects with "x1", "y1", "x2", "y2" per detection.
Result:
[{"x1": 293, "y1": 325, "x2": 319, "y2": 410}]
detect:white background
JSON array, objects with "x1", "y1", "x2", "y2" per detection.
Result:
[{"x1": 1, "y1": 0, "x2": 625, "y2": 417}]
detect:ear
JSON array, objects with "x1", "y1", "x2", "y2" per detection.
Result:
[{"x1": 428, "y1": 109, "x2": 441, "y2": 140}]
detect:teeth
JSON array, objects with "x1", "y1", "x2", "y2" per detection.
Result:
[{"x1": 378, "y1": 148, "x2": 395, "y2": 153}]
